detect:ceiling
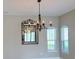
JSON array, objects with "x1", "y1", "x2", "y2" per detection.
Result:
[{"x1": 3, "y1": 0, "x2": 75, "y2": 16}]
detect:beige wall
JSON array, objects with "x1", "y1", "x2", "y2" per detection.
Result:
[
  {"x1": 3, "y1": 16, "x2": 60, "y2": 59},
  {"x1": 59, "y1": 10, "x2": 75, "y2": 59}
]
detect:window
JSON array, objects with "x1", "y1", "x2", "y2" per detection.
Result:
[
  {"x1": 47, "y1": 28, "x2": 56, "y2": 52},
  {"x1": 22, "y1": 31, "x2": 38, "y2": 44},
  {"x1": 61, "y1": 26, "x2": 69, "y2": 53},
  {"x1": 24, "y1": 32, "x2": 35, "y2": 42}
]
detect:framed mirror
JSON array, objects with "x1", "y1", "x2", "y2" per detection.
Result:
[{"x1": 21, "y1": 19, "x2": 39, "y2": 45}]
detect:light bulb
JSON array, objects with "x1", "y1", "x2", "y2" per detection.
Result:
[
  {"x1": 29, "y1": 22, "x2": 30, "y2": 24},
  {"x1": 37, "y1": 20, "x2": 39, "y2": 24},
  {"x1": 34, "y1": 23, "x2": 36, "y2": 25},
  {"x1": 42, "y1": 20, "x2": 45, "y2": 24}
]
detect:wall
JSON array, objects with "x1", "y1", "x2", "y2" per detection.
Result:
[
  {"x1": 3, "y1": 15, "x2": 60, "y2": 59},
  {"x1": 59, "y1": 10, "x2": 75, "y2": 59}
]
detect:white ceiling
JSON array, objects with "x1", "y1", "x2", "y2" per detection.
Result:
[{"x1": 4, "y1": 0, "x2": 75, "y2": 16}]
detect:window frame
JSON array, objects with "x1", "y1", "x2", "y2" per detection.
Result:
[
  {"x1": 21, "y1": 20, "x2": 39, "y2": 45},
  {"x1": 22, "y1": 30, "x2": 39, "y2": 45},
  {"x1": 47, "y1": 28, "x2": 57, "y2": 52},
  {"x1": 61, "y1": 26, "x2": 69, "y2": 53}
]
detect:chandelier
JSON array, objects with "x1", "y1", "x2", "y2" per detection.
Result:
[{"x1": 22, "y1": 0, "x2": 52, "y2": 32}]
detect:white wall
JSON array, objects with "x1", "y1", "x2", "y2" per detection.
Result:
[
  {"x1": 59, "y1": 10, "x2": 75, "y2": 59},
  {"x1": 4, "y1": 10, "x2": 75, "y2": 59},
  {"x1": 3, "y1": 15, "x2": 60, "y2": 59}
]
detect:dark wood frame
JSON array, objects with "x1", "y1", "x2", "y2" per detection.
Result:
[
  {"x1": 21, "y1": 20, "x2": 39, "y2": 45},
  {"x1": 21, "y1": 30, "x2": 39, "y2": 45}
]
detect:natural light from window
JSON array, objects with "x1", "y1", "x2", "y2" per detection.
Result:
[
  {"x1": 47, "y1": 28, "x2": 56, "y2": 52},
  {"x1": 24, "y1": 32, "x2": 35, "y2": 42},
  {"x1": 61, "y1": 26, "x2": 69, "y2": 53}
]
